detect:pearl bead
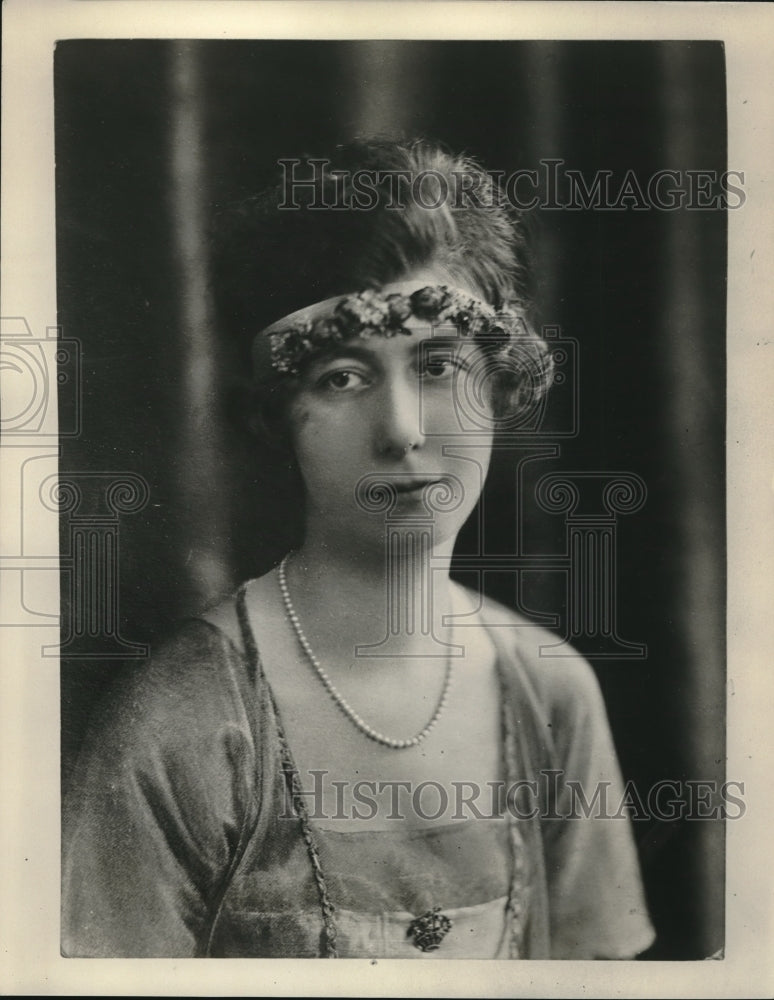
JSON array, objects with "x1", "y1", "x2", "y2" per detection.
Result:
[{"x1": 278, "y1": 554, "x2": 453, "y2": 750}]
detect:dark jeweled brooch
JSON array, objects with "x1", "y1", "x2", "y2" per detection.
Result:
[{"x1": 407, "y1": 906, "x2": 453, "y2": 952}]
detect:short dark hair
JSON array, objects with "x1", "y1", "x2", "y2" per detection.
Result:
[{"x1": 210, "y1": 137, "x2": 535, "y2": 368}]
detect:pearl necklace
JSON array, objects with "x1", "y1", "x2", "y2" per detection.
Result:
[{"x1": 278, "y1": 555, "x2": 454, "y2": 750}]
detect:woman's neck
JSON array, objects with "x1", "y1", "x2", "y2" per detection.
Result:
[{"x1": 284, "y1": 531, "x2": 460, "y2": 661}]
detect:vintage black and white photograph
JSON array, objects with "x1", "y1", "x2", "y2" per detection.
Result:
[
  {"x1": 54, "y1": 36, "x2": 727, "y2": 961},
  {"x1": 2, "y1": 1, "x2": 773, "y2": 995}
]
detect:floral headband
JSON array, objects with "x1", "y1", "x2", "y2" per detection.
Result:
[{"x1": 254, "y1": 282, "x2": 553, "y2": 400}]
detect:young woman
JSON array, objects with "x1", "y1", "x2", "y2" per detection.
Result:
[{"x1": 62, "y1": 139, "x2": 655, "y2": 959}]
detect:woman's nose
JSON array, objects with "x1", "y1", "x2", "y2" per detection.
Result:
[{"x1": 374, "y1": 374, "x2": 426, "y2": 459}]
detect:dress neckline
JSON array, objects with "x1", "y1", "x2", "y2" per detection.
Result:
[{"x1": 232, "y1": 577, "x2": 528, "y2": 958}]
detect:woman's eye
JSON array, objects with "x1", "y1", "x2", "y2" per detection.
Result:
[
  {"x1": 419, "y1": 353, "x2": 466, "y2": 379},
  {"x1": 319, "y1": 369, "x2": 368, "y2": 392}
]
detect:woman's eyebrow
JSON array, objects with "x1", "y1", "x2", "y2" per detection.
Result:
[
  {"x1": 312, "y1": 342, "x2": 380, "y2": 364},
  {"x1": 309, "y1": 335, "x2": 472, "y2": 367}
]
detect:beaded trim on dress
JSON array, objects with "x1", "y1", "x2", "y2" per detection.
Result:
[{"x1": 233, "y1": 579, "x2": 529, "y2": 958}]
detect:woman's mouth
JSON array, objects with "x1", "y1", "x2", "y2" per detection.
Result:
[{"x1": 393, "y1": 477, "x2": 441, "y2": 494}]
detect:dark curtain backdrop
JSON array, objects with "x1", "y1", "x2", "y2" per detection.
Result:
[{"x1": 56, "y1": 40, "x2": 726, "y2": 960}]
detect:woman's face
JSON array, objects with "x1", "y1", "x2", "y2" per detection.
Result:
[{"x1": 288, "y1": 271, "x2": 495, "y2": 553}]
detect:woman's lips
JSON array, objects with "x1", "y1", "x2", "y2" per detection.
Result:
[{"x1": 393, "y1": 478, "x2": 442, "y2": 494}]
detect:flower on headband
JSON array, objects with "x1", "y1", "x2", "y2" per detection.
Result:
[
  {"x1": 269, "y1": 325, "x2": 313, "y2": 374},
  {"x1": 439, "y1": 292, "x2": 481, "y2": 326},
  {"x1": 334, "y1": 289, "x2": 392, "y2": 336},
  {"x1": 410, "y1": 286, "x2": 451, "y2": 318},
  {"x1": 308, "y1": 316, "x2": 344, "y2": 350},
  {"x1": 385, "y1": 293, "x2": 413, "y2": 326},
  {"x1": 408, "y1": 286, "x2": 504, "y2": 338},
  {"x1": 486, "y1": 320, "x2": 511, "y2": 345}
]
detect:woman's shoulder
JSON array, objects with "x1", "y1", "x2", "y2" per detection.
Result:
[
  {"x1": 82, "y1": 589, "x2": 255, "y2": 754},
  {"x1": 469, "y1": 588, "x2": 608, "y2": 724},
  {"x1": 469, "y1": 590, "x2": 622, "y2": 782},
  {"x1": 134, "y1": 602, "x2": 245, "y2": 690},
  {"x1": 63, "y1": 590, "x2": 272, "y2": 823}
]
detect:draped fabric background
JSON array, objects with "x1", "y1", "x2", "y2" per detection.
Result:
[{"x1": 56, "y1": 40, "x2": 726, "y2": 959}]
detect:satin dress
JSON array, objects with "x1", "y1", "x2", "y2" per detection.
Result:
[{"x1": 62, "y1": 588, "x2": 655, "y2": 959}]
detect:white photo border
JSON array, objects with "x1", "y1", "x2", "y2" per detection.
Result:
[{"x1": 2, "y1": 1, "x2": 773, "y2": 996}]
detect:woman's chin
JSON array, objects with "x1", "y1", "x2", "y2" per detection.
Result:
[{"x1": 305, "y1": 514, "x2": 465, "y2": 558}]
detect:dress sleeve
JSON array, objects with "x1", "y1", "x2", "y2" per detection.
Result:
[
  {"x1": 61, "y1": 621, "x2": 260, "y2": 957},
  {"x1": 527, "y1": 652, "x2": 656, "y2": 958}
]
